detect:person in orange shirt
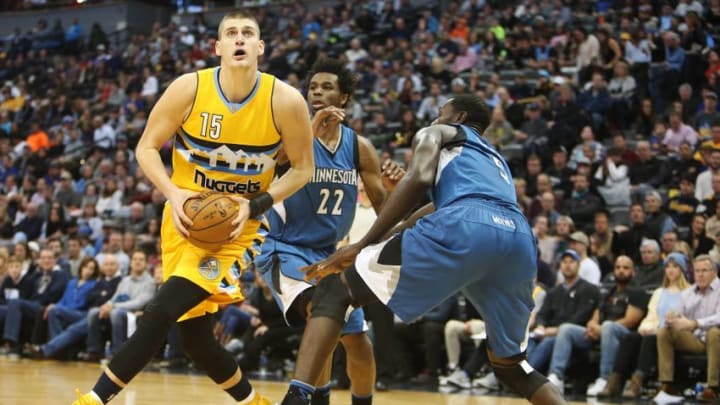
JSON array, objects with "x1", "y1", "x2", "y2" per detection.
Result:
[
  {"x1": 450, "y1": 18, "x2": 469, "y2": 41},
  {"x1": 25, "y1": 123, "x2": 50, "y2": 152}
]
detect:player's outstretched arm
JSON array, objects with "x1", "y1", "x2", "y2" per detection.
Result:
[
  {"x1": 267, "y1": 80, "x2": 314, "y2": 203},
  {"x1": 355, "y1": 125, "x2": 445, "y2": 247},
  {"x1": 136, "y1": 73, "x2": 199, "y2": 236},
  {"x1": 356, "y1": 136, "x2": 387, "y2": 213},
  {"x1": 302, "y1": 126, "x2": 446, "y2": 282}
]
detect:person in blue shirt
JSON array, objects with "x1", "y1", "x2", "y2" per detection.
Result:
[
  {"x1": 44, "y1": 257, "x2": 99, "y2": 340},
  {"x1": 281, "y1": 95, "x2": 566, "y2": 405},
  {"x1": 256, "y1": 58, "x2": 402, "y2": 405}
]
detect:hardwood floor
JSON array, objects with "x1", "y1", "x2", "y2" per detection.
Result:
[{"x1": 0, "y1": 357, "x2": 603, "y2": 404}]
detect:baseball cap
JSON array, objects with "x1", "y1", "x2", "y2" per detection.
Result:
[
  {"x1": 28, "y1": 241, "x2": 40, "y2": 254},
  {"x1": 12, "y1": 232, "x2": 27, "y2": 244},
  {"x1": 526, "y1": 102, "x2": 540, "y2": 110},
  {"x1": 561, "y1": 249, "x2": 580, "y2": 262},
  {"x1": 569, "y1": 231, "x2": 589, "y2": 246},
  {"x1": 60, "y1": 171, "x2": 73, "y2": 180},
  {"x1": 706, "y1": 91, "x2": 718, "y2": 100}
]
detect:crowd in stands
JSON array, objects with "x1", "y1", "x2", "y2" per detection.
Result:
[{"x1": 2, "y1": 0, "x2": 720, "y2": 401}]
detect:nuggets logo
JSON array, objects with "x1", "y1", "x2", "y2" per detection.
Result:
[
  {"x1": 194, "y1": 170, "x2": 261, "y2": 194},
  {"x1": 199, "y1": 257, "x2": 220, "y2": 280}
]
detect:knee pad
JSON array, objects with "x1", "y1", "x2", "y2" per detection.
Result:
[
  {"x1": 310, "y1": 274, "x2": 352, "y2": 324},
  {"x1": 490, "y1": 352, "x2": 548, "y2": 400}
]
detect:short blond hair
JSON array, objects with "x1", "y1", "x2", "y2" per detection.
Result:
[{"x1": 217, "y1": 11, "x2": 261, "y2": 39}]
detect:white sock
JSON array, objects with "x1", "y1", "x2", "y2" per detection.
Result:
[
  {"x1": 89, "y1": 391, "x2": 103, "y2": 403},
  {"x1": 237, "y1": 388, "x2": 256, "y2": 405}
]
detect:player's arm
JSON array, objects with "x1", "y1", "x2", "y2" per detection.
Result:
[
  {"x1": 357, "y1": 136, "x2": 387, "y2": 213},
  {"x1": 267, "y1": 81, "x2": 314, "y2": 204},
  {"x1": 357, "y1": 125, "x2": 447, "y2": 247},
  {"x1": 135, "y1": 73, "x2": 198, "y2": 236},
  {"x1": 381, "y1": 201, "x2": 436, "y2": 240}
]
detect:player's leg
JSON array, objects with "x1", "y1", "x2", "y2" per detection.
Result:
[
  {"x1": 282, "y1": 234, "x2": 405, "y2": 405},
  {"x1": 178, "y1": 314, "x2": 270, "y2": 404},
  {"x1": 340, "y1": 329, "x2": 375, "y2": 405},
  {"x1": 73, "y1": 277, "x2": 210, "y2": 404},
  {"x1": 462, "y1": 233, "x2": 566, "y2": 405}
]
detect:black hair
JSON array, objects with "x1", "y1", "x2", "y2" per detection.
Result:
[
  {"x1": 449, "y1": 94, "x2": 490, "y2": 131},
  {"x1": 307, "y1": 58, "x2": 357, "y2": 101}
]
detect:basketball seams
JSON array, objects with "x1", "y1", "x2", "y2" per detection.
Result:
[
  {"x1": 191, "y1": 211, "x2": 236, "y2": 232},
  {"x1": 185, "y1": 194, "x2": 226, "y2": 221}
]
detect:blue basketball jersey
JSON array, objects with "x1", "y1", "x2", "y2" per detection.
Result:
[
  {"x1": 266, "y1": 125, "x2": 359, "y2": 249},
  {"x1": 433, "y1": 124, "x2": 517, "y2": 210}
]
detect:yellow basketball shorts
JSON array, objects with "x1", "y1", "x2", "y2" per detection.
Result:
[{"x1": 160, "y1": 205, "x2": 267, "y2": 321}]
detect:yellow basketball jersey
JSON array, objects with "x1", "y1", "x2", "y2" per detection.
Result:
[{"x1": 172, "y1": 67, "x2": 281, "y2": 196}]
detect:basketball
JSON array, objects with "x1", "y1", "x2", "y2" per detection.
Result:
[{"x1": 183, "y1": 193, "x2": 239, "y2": 250}]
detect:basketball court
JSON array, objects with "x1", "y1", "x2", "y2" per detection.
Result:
[{"x1": 0, "y1": 357, "x2": 604, "y2": 404}]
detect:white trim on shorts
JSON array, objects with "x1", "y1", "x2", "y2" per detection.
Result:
[
  {"x1": 354, "y1": 238, "x2": 402, "y2": 306},
  {"x1": 275, "y1": 270, "x2": 365, "y2": 330}
]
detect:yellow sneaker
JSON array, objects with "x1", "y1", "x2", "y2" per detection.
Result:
[
  {"x1": 71, "y1": 389, "x2": 102, "y2": 405},
  {"x1": 247, "y1": 392, "x2": 273, "y2": 405}
]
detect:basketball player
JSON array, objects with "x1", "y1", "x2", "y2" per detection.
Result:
[
  {"x1": 73, "y1": 11, "x2": 314, "y2": 405},
  {"x1": 255, "y1": 58, "x2": 401, "y2": 405},
  {"x1": 280, "y1": 95, "x2": 567, "y2": 405}
]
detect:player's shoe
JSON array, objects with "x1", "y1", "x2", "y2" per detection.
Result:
[
  {"x1": 247, "y1": 392, "x2": 273, "y2": 405},
  {"x1": 71, "y1": 389, "x2": 102, "y2": 405}
]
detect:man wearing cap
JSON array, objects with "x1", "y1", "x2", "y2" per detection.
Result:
[
  {"x1": 516, "y1": 102, "x2": 549, "y2": 158},
  {"x1": 693, "y1": 93, "x2": 720, "y2": 138},
  {"x1": 526, "y1": 249, "x2": 601, "y2": 374},
  {"x1": 644, "y1": 191, "x2": 676, "y2": 241},
  {"x1": 557, "y1": 231, "x2": 601, "y2": 286},
  {"x1": 656, "y1": 254, "x2": 720, "y2": 400},
  {"x1": 547, "y1": 255, "x2": 647, "y2": 396}
]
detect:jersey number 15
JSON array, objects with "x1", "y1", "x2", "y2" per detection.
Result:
[{"x1": 317, "y1": 188, "x2": 344, "y2": 215}]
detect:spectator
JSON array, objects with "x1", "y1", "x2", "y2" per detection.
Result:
[
  {"x1": 592, "y1": 210, "x2": 615, "y2": 276},
  {"x1": 81, "y1": 251, "x2": 153, "y2": 361},
  {"x1": 565, "y1": 173, "x2": 603, "y2": 233},
  {"x1": 0, "y1": 248, "x2": 68, "y2": 356},
  {"x1": 667, "y1": 174, "x2": 699, "y2": 227},
  {"x1": 31, "y1": 255, "x2": 121, "y2": 359},
  {"x1": 656, "y1": 254, "x2": 720, "y2": 400},
  {"x1": 577, "y1": 73, "x2": 612, "y2": 134},
  {"x1": 484, "y1": 107, "x2": 515, "y2": 149},
  {"x1": 687, "y1": 214, "x2": 715, "y2": 256},
  {"x1": 669, "y1": 142, "x2": 702, "y2": 187},
  {"x1": 696, "y1": 149, "x2": 720, "y2": 201},
  {"x1": 633, "y1": 239, "x2": 665, "y2": 292},
  {"x1": 663, "y1": 111, "x2": 699, "y2": 155},
  {"x1": 692, "y1": 92, "x2": 720, "y2": 138},
  {"x1": 594, "y1": 147, "x2": 630, "y2": 208},
  {"x1": 533, "y1": 215, "x2": 557, "y2": 267},
  {"x1": 527, "y1": 250, "x2": 601, "y2": 373},
  {"x1": 644, "y1": 191, "x2": 676, "y2": 241},
  {"x1": 707, "y1": 202, "x2": 720, "y2": 240},
  {"x1": 629, "y1": 141, "x2": 667, "y2": 195},
  {"x1": 42, "y1": 257, "x2": 98, "y2": 341},
  {"x1": 547, "y1": 256, "x2": 647, "y2": 396},
  {"x1": 600, "y1": 252, "x2": 691, "y2": 398}
]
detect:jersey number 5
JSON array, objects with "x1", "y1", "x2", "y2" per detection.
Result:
[
  {"x1": 317, "y1": 188, "x2": 343, "y2": 215},
  {"x1": 199, "y1": 112, "x2": 223, "y2": 139}
]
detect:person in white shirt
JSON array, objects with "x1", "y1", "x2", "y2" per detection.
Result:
[{"x1": 557, "y1": 231, "x2": 602, "y2": 285}]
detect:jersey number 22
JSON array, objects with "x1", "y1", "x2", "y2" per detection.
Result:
[{"x1": 317, "y1": 188, "x2": 343, "y2": 215}]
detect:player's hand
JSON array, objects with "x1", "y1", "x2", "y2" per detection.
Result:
[
  {"x1": 229, "y1": 197, "x2": 250, "y2": 241},
  {"x1": 312, "y1": 106, "x2": 345, "y2": 137},
  {"x1": 168, "y1": 188, "x2": 201, "y2": 238},
  {"x1": 301, "y1": 243, "x2": 363, "y2": 283},
  {"x1": 381, "y1": 159, "x2": 405, "y2": 192}
]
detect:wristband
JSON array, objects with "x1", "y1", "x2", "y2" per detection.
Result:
[{"x1": 249, "y1": 192, "x2": 274, "y2": 217}]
